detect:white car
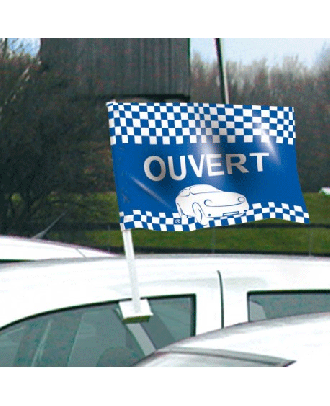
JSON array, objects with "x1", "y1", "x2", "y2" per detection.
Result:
[
  {"x1": 0, "y1": 235, "x2": 116, "y2": 261},
  {"x1": 135, "y1": 312, "x2": 330, "y2": 367},
  {"x1": 0, "y1": 254, "x2": 330, "y2": 366},
  {"x1": 175, "y1": 184, "x2": 249, "y2": 225}
]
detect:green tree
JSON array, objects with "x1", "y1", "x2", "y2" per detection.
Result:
[
  {"x1": 190, "y1": 50, "x2": 330, "y2": 192},
  {"x1": 0, "y1": 43, "x2": 113, "y2": 235},
  {"x1": 190, "y1": 53, "x2": 221, "y2": 103}
]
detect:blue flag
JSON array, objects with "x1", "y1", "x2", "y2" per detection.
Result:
[{"x1": 107, "y1": 102, "x2": 309, "y2": 231}]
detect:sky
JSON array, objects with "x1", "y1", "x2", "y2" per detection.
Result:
[{"x1": 190, "y1": 38, "x2": 330, "y2": 68}]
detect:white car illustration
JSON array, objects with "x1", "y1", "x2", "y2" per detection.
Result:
[{"x1": 175, "y1": 184, "x2": 249, "y2": 225}]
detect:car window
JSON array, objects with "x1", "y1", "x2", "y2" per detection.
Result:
[
  {"x1": 248, "y1": 290, "x2": 330, "y2": 322},
  {"x1": 141, "y1": 296, "x2": 195, "y2": 349},
  {"x1": 0, "y1": 295, "x2": 195, "y2": 367}
]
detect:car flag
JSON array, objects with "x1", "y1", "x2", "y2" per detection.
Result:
[{"x1": 107, "y1": 102, "x2": 309, "y2": 231}]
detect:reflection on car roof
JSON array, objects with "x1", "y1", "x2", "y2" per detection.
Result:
[{"x1": 170, "y1": 312, "x2": 330, "y2": 362}]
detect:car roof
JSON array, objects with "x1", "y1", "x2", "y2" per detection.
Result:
[
  {"x1": 0, "y1": 255, "x2": 223, "y2": 329},
  {"x1": 0, "y1": 235, "x2": 116, "y2": 260},
  {"x1": 0, "y1": 253, "x2": 330, "y2": 331},
  {"x1": 164, "y1": 312, "x2": 330, "y2": 364}
]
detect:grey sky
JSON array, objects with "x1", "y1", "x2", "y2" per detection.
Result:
[{"x1": 191, "y1": 38, "x2": 330, "y2": 67}]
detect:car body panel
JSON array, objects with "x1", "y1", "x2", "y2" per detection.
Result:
[
  {"x1": 0, "y1": 235, "x2": 116, "y2": 261},
  {"x1": 0, "y1": 256, "x2": 223, "y2": 334},
  {"x1": 0, "y1": 254, "x2": 330, "y2": 332},
  {"x1": 136, "y1": 312, "x2": 330, "y2": 366}
]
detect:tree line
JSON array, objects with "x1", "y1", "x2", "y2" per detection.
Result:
[
  {"x1": 190, "y1": 48, "x2": 330, "y2": 194},
  {"x1": 0, "y1": 41, "x2": 113, "y2": 234},
  {"x1": 0, "y1": 40, "x2": 329, "y2": 234}
]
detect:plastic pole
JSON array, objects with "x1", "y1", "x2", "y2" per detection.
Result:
[{"x1": 122, "y1": 229, "x2": 142, "y2": 313}]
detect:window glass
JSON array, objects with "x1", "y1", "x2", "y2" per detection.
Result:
[
  {"x1": 248, "y1": 291, "x2": 330, "y2": 322},
  {"x1": 141, "y1": 296, "x2": 195, "y2": 349},
  {"x1": 0, "y1": 295, "x2": 195, "y2": 367}
]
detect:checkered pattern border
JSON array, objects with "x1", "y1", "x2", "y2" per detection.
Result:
[
  {"x1": 107, "y1": 102, "x2": 296, "y2": 146},
  {"x1": 119, "y1": 202, "x2": 309, "y2": 231}
]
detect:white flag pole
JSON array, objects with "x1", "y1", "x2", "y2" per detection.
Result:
[
  {"x1": 122, "y1": 229, "x2": 142, "y2": 313},
  {"x1": 120, "y1": 228, "x2": 153, "y2": 322}
]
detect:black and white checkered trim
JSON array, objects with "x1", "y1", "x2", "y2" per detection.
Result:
[
  {"x1": 107, "y1": 102, "x2": 296, "y2": 146},
  {"x1": 119, "y1": 203, "x2": 309, "y2": 231}
]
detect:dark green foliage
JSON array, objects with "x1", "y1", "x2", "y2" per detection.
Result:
[{"x1": 0, "y1": 50, "x2": 113, "y2": 234}]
